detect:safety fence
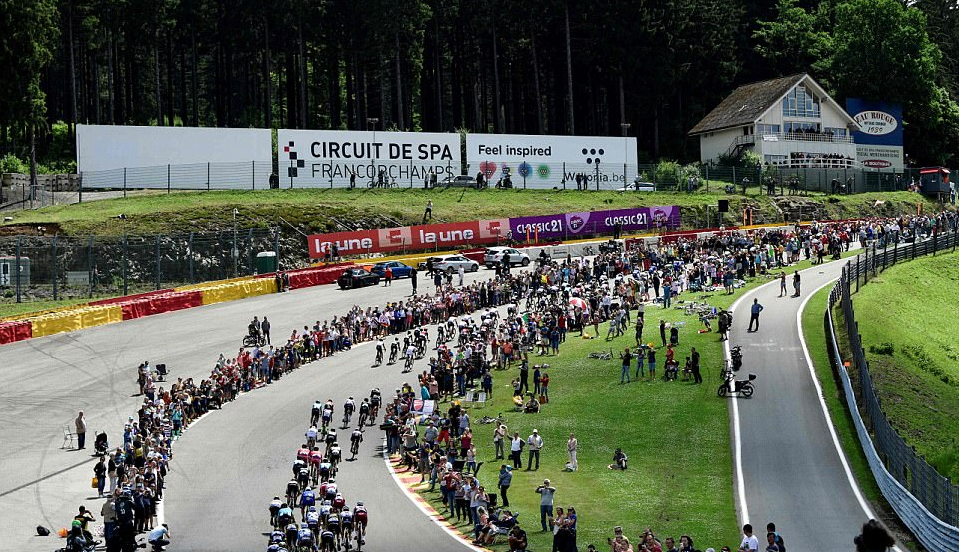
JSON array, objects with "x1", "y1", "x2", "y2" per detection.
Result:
[
  {"x1": 0, "y1": 228, "x2": 283, "y2": 304},
  {"x1": 72, "y1": 161, "x2": 925, "y2": 195},
  {"x1": 825, "y1": 226, "x2": 959, "y2": 551}
]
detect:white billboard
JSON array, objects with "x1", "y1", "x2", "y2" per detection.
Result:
[
  {"x1": 76, "y1": 125, "x2": 272, "y2": 172},
  {"x1": 277, "y1": 129, "x2": 461, "y2": 188},
  {"x1": 465, "y1": 133, "x2": 638, "y2": 189}
]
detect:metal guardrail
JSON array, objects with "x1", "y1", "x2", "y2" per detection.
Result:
[{"x1": 825, "y1": 227, "x2": 959, "y2": 552}]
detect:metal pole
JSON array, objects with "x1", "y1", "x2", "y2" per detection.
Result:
[
  {"x1": 155, "y1": 235, "x2": 161, "y2": 290},
  {"x1": 122, "y1": 235, "x2": 128, "y2": 295},
  {"x1": 78, "y1": 172, "x2": 83, "y2": 203},
  {"x1": 207, "y1": 163, "x2": 211, "y2": 191},
  {"x1": 233, "y1": 209, "x2": 238, "y2": 278},
  {"x1": 88, "y1": 236, "x2": 94, "y2": 298},
  {"x1": 123, "y1": 167, "x2": 127, "y2": 198},
  {"x1": 15, "y1": 237, "x2": 21, "y2": 303},
  {"x1": 167, "y1": 164, "x2": 171, "y2": 194},
  {"x1": 52, "y1": 235, "x2": 58, "y2": 300},
  {"x1": 188, "y1": 232, "x2": 195, "y2": 284},
  {"x1": 252, "y1": 160, "x2": 256, "y2": 190}
]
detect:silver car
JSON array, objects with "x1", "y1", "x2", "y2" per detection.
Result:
[
  {"x1": 483, "y1": 247, "x2": 530, "y2": 268},
  {"x1": 431, "y1": 254, "x2": 480, "y2": 274}
]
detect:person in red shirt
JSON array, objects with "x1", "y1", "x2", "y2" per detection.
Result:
[{"x1": 384, "y1": 267, "x2": 393, "y2": 286}]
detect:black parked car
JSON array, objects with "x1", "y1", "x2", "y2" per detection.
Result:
[{"x1": 337, "y1": 268, "x2": 380, "y2": 289}]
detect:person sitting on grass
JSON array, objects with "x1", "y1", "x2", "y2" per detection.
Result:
[
  {"x1": 472, "y1": 506, "x2": 498, "y2": 545},
  {"x1": 608, "y1": 448, "x2": 628, "y2": 470},
  {"x1": 523, "y1": 393, "x2": 540, "y2": 414},
  {"x1": 508, "y1": 523, "x2": 528, "y2": 551}
]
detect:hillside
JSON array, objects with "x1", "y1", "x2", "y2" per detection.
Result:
[{"x1": 0, "y1": 189, "x2": 943, "y2": 238}]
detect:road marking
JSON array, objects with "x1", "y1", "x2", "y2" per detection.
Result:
[
  {"x1": 797, "y1": 282, "x2": 880, "y2": 522},
  {"x1": 382, "y1": 440, "x2": 487, "y2": 552},
  {"x1": 725, "y1": 291, "x2": 752, "y2": 526}
]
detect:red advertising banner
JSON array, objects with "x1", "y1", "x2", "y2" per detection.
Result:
[{"x1": 308, "y1": 219, "x2": 509, "y2": 258}]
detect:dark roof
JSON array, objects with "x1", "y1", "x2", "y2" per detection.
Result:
[{"x1": 688, "y1": 74, "x2": 805, "y2": 135}]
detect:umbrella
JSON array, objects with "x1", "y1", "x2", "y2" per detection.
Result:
[{"x1": 569, "y1": 297, "x2": 588, "y2": 312}]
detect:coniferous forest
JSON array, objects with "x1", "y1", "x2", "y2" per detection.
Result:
[{"x1": 3, "y1": 0, "x2": 959, "y2": 170}]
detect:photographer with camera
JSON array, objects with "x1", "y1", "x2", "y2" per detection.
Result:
[{"x1": 607, "y1": 526, "x2": 634, "y2": 552}]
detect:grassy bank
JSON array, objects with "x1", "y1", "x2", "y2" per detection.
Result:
[
  {"x1": 849, "y1": 250, "x2": 959, "y2": 483},
  {"x1": 414, "y1": 254, "x2": 851, "y2": 551},
  {"x1": 0, "y1": 188, "x2": 941, "y2": 237}
]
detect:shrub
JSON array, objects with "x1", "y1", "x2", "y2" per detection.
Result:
[{"x1": 869, "y1": 342, "x2": 895, "y2": 355}]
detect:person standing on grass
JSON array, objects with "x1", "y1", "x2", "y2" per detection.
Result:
[
  {"x1": 567, "y1": 433, "x2": 578, "y2": 471},
  {"x1": 691, "y1": 347, "x2": 702, "y2": 384},
  {"x1": 635, "y1": 317, "x2": 645, "y2": 347},
  {"x1": 659, "y1": 320, "x2": 667, "y2": 347},
  {"x1": 510, "y1": 432, "x2": 523, "y2": 469},
  {"x1": 635, "y1": 345, "x2": 646, "y2": 380},
  {"x1": 620, "y1": 347, "x2": 632, "y2": 384},
  {"x1": 498, "y1": 465, "x2": 512, "y2": 507},
  {"x1": 75, "y1": 410, "x2": 87, "y2": 450},
  {"x1": 527, "y1": 429, "x2": 543, "y2": 470},
  {"x1": 647, "y1": 347, "x2": 657, "y2": 381},
  {"x1": 535, "y1": 479, "x2": 556, "y2": 532},
  {"x1": 747, "y1": 299, "x2": 764, "y2": 332},
  {"x1": 424, "y1": 200, "x2": 433, "y2": 223}
]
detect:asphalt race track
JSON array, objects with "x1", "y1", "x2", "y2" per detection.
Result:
[
  {"x1": 728, "y1": 254, "x2": 875, "y2": 550},
  {"x1": 0, "y1": 247, "x2": 886, "y2": 552},
  {"x1": 0, "y1": 269, "x2": 487, "y2": 552}
]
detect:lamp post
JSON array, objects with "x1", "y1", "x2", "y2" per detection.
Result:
[
  {"x1": 367, "y1": 117, "x2": 379, "y2": 187},
  {"x1": 621, "y1": 122, "x2": 631, "y2": 189},
  {"x1": 595, "y1": 158, "x2": 601, "y2": 191},
  {"x1": 232, "y1": 207, "x2": 239, "y2": 277}
]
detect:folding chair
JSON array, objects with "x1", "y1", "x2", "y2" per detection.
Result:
[
  {"x1": 61, "y1": 426, "x2": 75, "y2": 449},
  {"x1": 475, "y1": 392, "x2": 487, "y2": 406}
]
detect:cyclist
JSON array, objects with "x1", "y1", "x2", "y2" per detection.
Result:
[
  {"x1": 305, "y1": 426, "x2": 319, "y2": 449},
  {"x1": 369, "y1": 389, "x2": 381, "y2": 421},
  {"x1": 324, "y1": 428, "x2": 337, "y2": 455},
  {"x1": 297, "y1": 443, "x2": 311, "y2": 463},
  {"x1": 269, "y1": 528, "x2": 286, "y2": 545},
  {"x1": 332, "y1": 492, "x2": 345, "y2": 512},
  {"x1": 324, "y1": 478, "x2": 338, "y2": 502},
  {"x1": 342, "y1": 397, "x2": 356, "y2": 428},
  {"x1": 329, "y1": 442, "x2": 342, "y2": 474},
  {"x1": 340, "y1": 506, "x2": 354, "y2": 545},
  {"x1": 374, "y1": 338, "x2": 385, "y2": 365},
  {"x1": 321, "y1": 400, "x2": 334, "y2": 431},
  {"x1": 388, "y1": 338, "x2": 399, "y2": 364},
  {"x1": 305, "y1": 505, "x2": 320, "y2": 538},
  {"x1": 300, "y1": 486, "x2": 316, "y2": 518},
  {"x1": 350, "y1": 427, "x2": 363, "y2": 459},
  {"x1": 317, "y1": 457, "x2": 332, "y2": 483},
  {"x1": 297, "y1": 522, "x2": 316, "y2": 552},
  {"x1": 318, "y1": 499, "x2": 332, "y2": 527},
  {"x1": 311, "y1": 400, "x2": 322, "y2": 426},
  {"x1": 319, "y1": 526, "x2": 336, "y2": 552},
  {"x1": 269, "y1": 496, "x2": 282, "y2": 527},
  {"x1": 326, "y1": 510, "x2": 341, "y2": 548},
  {"x1": 277, "y1": 502, "x2": 294, "y2": 530},
  {"x1": 284, "y1": 519, "x2": 299, "y2": 548},
  {"x1": 357, "y1": 399, "x2": 370, "y2": 428},
  {"x1": 292, "y1": 456, "x2": 308, "y2": 479},
  {"x1": 309, "y1": 447, "x2": 323, "y2": 485},
  {"x1": 353, "y1": 502, "x2": 368, "y2": 545},
  {"x1": 436, "y1": 325, "x2": 445, "y2": 348},
  {"x1": 286, "y1": 478, "x2": 300, "y2": 507},
  {"x1": 404, "y1": 342, "x2": 416, "y2": 372},
  {"x1": 296, "y1": 465, "x2": 310, "y2": 491}
]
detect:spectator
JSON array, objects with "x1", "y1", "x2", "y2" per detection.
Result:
[
  {"x1": 739, "y1": 524, "x2": 759, "y2": 552},
  {"x1": 535, "y1": 479, "x2": 556, "y2": 532},
  {"x1": 498, "y1": 464, "x2": 512, "y2": 507},
  {"x1": 567, "y1": 432, "x2": 578, "y2": 471},
  {"x1": 75, "y1": 411, "x2": 87, "y2": 450},
  {"x1": 854, "y1": 519, "x2": 895, "y2": 552},
  {"x1": 527, "y1": 429, "x2": 543, "y2": 470}
]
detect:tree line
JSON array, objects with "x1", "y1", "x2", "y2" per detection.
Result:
[{"x1": 2, "y1": 0, "x2": 959, "y2": 176}]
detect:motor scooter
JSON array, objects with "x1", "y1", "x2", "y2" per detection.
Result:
[{"x1": 718, "y1": 371, "x2": 756, "y2": 398}]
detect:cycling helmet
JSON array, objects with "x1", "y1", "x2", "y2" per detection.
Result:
[
  {"x1": 304, "y1": 486, "x2": 311, "y2": 491},
  {"x1": 328, "y1": 478, "x2": 335, "y2": 483},
  {"x1": 72, "y1": 520, "x2": 82, "y2": 528},
  {"x1": 273, "y1": 496, "x2": 280, "y2": 500},
  {"x1": 301, "y1": 522, "x2": 309, "y2": 529},
  {"x1": 308, "y1": 505, "x2": 317, "y2": 512},
  {"x1": 356, "y1": 501, "x2": 363, "y2": 506}
]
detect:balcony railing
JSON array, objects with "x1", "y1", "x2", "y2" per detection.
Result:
[{"x1": 759, "y1": 131, "x2": 855, "y2": 144}]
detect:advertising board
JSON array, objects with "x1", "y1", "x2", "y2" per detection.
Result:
[
  {"x1": 845, "y1": 99, "x2": 904, "y2": 171},
  {"x1": 278, "y1": 129, "x2": 461, "y2": 188}
]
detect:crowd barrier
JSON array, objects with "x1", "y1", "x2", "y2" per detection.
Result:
[
  {"x1": 120, "y1": 291, "x2": 204, "y2": 320},
  {"x1": 89, "y1": 289, "x2": 176, "y2": 307},
  {"x1": 200, "y1": 278, "x2": 276, "y2": 305},
  {"x1": 0, "y1": 320, "x2": 32, "y2": 345},
  {"x1": 30, "y1": 305, "x2": 123, "y2": 337}
]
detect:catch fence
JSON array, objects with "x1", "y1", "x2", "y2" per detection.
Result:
[
  {"x1": 0, "y1": 228, "x2": 283, "y2": 305},
  {"x1": 825, "y1": 223, "x2": 959, "y2": 551}
]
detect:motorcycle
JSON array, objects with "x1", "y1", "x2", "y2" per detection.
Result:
[
  {"x1": 729, "y1": 345, "x2": 743, "y2": 372},
  {"x1": 243, "y1": 333, "x2": 265, "y2": 348},
  {"x1": 599, "y1": 240, "x2": 621, "y2": 254},
  {"x1": 718, "y1": 371, "x2": 756, "y2": 398}
]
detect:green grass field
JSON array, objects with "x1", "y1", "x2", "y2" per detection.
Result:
[
  {"x1": 0, "y1": 188, "x2": 939, "y2": 237},
  {"x1": 413, "y1": 254, "x2": 852, "y2": 551},
  {"x1": 849, "y1": 250, "x2": 959, "y2": 483}
]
